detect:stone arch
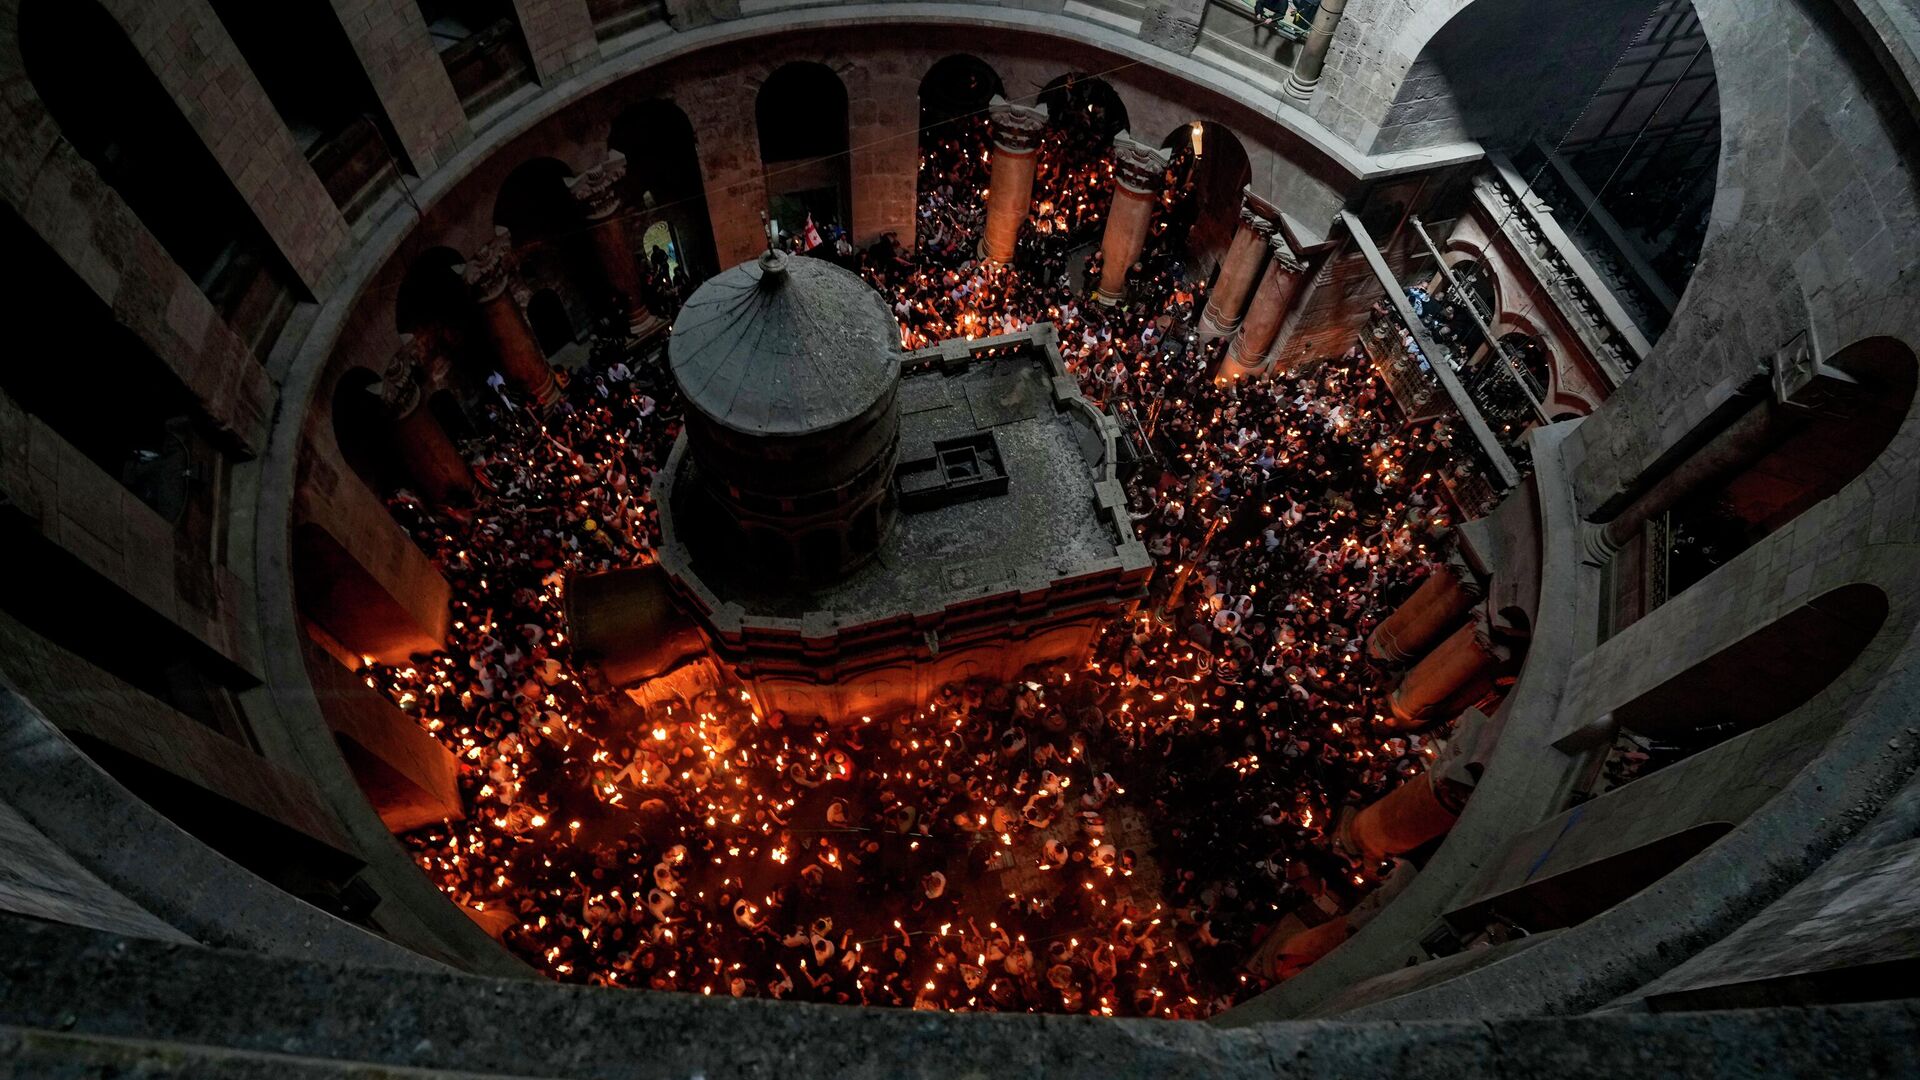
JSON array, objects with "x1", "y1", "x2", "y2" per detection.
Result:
[
  {"x1": 330, "y1": 367, "x2": 398, "y2": 496},
  {"x1": 1038, "y1": 73, "x2": 1129, "y2": 143},
  {"x1": 1660, "y1": 337, "x2": 1917, "y2": 600},
  {"x1": 395, "y1": 246, "x2": 487, "y2": 379},
  {"x1": 919, "y1": 54, "x2": 1004, "y2": 129},
  {"x1": 17, "y1": 0, "x2": 300, "y2": 360},
  {"x1": 493, "y1": 157, "x2": 582, "y2": 249},
  {"x1": 609, "y1": 98, "x2": 717, "y2": 281},
  {"x1": 756, "y1": 62, "x2": 852, "y2": 243},
  {"x1": 1160, "y1": 120, "x2": 1251, "y2": 275}
]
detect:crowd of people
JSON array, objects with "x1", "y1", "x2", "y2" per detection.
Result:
[{"x1": 364, "y1": 101, "x2": 1485, "y2": 1018}]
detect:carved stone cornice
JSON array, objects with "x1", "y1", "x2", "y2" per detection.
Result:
[
  {"x1": 567, "y1": 151, "x2": 628, "y2": 220},
  {"x1": 462, "y1": 227, "x2": 517, "y2": 303},
  {"x1": 1110, "y1": 130, "x2": 1172, "y2": 194},
  {"x1": 1240, "y1": 202, "x2": 1277, "y2": 238},
  {"x1": 987, "y1": 95, "x2": 1049, "y2": 153},
  {"x1": 1267, "y1": 233, "x2": 1307, "y2": 274}
]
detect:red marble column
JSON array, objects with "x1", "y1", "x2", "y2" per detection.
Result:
[
  {"x1": 1343, "y1": 769, "x2": 1465, "y2": 863},
  {"x1": 568, "y1": 150, "x2": 647, "y2": 334},
  {"x1": 463, "y1": 227, "x2": 560, "y2": 409},
  {"x1": 1387, "y1": 614, "x2": 1505, "y2": 728},
  {"x1": 1271, "y1": 917, "x2": 1350, "y2": 980},
  {"x1": 1217, "y1": 236, "x2": 1307, "y2": 380},
  {"x1": 979, "y1": 96, "x2": 1049, "y2": 266},
  {"x1": 1197, "y1": 197, "x2": 1275, "y2": 340},
  {"x1": 382, "y1": 335, "x2": 472, "y2": 506},
  {"x1": 1367, "y1": 559, "x2": 1482, "y2": 666},
  {"x1": 1093, "y1": 131, "x2": 1172, "y2": 306}
]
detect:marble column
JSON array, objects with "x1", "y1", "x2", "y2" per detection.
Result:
[
  {"x1": 979, "y1": 96, "x2": 1049, "y2": 266},
  {"x1": 1197, "y1": 197, "x2": 1275, "y2": 341},
  {"x1": 462, "y1": 227, "x2": 560, "y2": 410},
  {"x1": 1285, "y1": 0, "x2": 1350, "y2": 101},
  {"x1": 567, "y1": 150, "x2": 647, "y2": 334},
  {"x1": 1342, "y1": 769, "x2": 1465, "y2": 864},
  {"x1": 1367, "y1": 558, "x2": 1482, "y2": 666},
  {"x1": 1217, "y1": 236, "x2": 1307, "y2": 380},
  {"x1": 1093, "y1": 131, "x2": 1172, "y2": 306},
  {"x1": 1386, "y1": 613, "x2": 1506, "y2": 728},
  {"x1": 382, "y1": 335, "x2": 473, "y2": 506}
]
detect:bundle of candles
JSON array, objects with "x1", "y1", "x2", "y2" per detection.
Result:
[{"x1": 365, "y1": 115, "x2": 1484, "y2": 1018}]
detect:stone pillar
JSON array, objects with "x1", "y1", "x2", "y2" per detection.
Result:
[
  {"x1": 462, "y1": 227, "x2": 560, "y2": 409},
  {"x1": 1197, "y1": 197, "x2": 1275, "y2": 340},
  {"x1": 1386, "y1": 614, "x2": 1505, "y2": 728},
  {"x1": 1094, "y1": 131, "x2": 1172, "y2": 306},
  {"x1": 567, "y1": 151, "x2": 647, "y2": 334},
  {"x1": 1342, "y1": 769, "x2": 1465, "y2": 864},
  {"x1": 1368, "y1": 558, "x2": 1482, "y2": 666},
  {"x1": 1285, "y1": 0, "x2": 1350, "y2": 101},
  {"x1": 382, "y1": 336, "x2": 473, "y2": 506},
  {"x1": 979, "y1": 96, "x2": 1049, "y2": 265},
  {"x1": 1271, "y1": 917, "x2": 1350, "y2": 980},
  {"x1": 1217, "y1": 236, "x2": 1307, "y2": 380}
]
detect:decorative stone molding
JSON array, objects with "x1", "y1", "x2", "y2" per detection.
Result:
[
  {"x1": 1771, "y1": 331, "x2": 1858, "y2": 412},
  {"x1": 1110, "y1": 130, "x2": 1172, "y2": 194},
  {"x1": 567, "y1": 151, "x2": 629, "y2": 221},
  {"x1": 461, "y1": 227, "x2": 517, "y2": 303},
  {"x1": 380, "y1": 335, "x2": 430, "y2": 418},
  {"x1": 1268, "y1": 233, "x2": 1308, "y2": 274},
  {"x1": 1241, "y1": 201, "x2": 1277, "y2": 238},
  {"x1": 986, "y1": 95, "x2": 1049, "y2": 153}
]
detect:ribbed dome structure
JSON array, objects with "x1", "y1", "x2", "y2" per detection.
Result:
[
  {"x1": 665, "y1": 250, "x2": 904, "y2": 583},
  {"x1": 669, "y1": 250, "x2": 901, "y2": 436}
]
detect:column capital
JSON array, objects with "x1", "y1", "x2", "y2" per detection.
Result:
[
  {"x1": 987, "y1": 95, "x2": 1049, "y2": 153},
  {"x1": 1240, "y1": 202, "x2": 1277, "y2": 238},
  {"x1": 461, "y1": 227, "x2": 518, "y2": 303},
  {"x1": 1267, "y1": 233, "x2": 1307, "y2": 273},
  {"x1": 567, "y1": 151, "x2": 629, "y2": 221},
  {"x1": 1110, "y1": 130, "x2": 1172, "y2": 194},
  {"x1": 381, "y1": 334, "x2": 430, "y2": 418}
]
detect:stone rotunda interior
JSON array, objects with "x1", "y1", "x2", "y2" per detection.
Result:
[{"x1": 1, "y1": 0, "x2": 1917, "y2": 1074}]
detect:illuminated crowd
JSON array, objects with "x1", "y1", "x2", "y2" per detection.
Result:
[{"x1": 365, "y1": 103, "x2": 1480, "y2": 1018}]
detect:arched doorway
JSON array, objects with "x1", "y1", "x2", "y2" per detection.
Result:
[
  {"x1": 1159, "y1": 120, "x2": 1251, "y2": 275},
  {"x1": 919, "y1": 54, "x2": 1003, "y2": 132},
  {"x1": 331, "y1": 368, "x2": 400, "y2": 495},
  {"x1": 494, "y1": 157, "x2": 598, "y2": 335},
  {"x1": 756, "y1": 63, "x2": 851, "y2": 251},
  {"x1": 1032, "y1": 74, "x2": 1129, "y2": 244},
  {"x1": 915, "y1": 56, "x2": 1004, "y2": 261},
  {"x1": 610, "y1": 99, "x2": 717, "y2": 284},
  {"x1": 396, "y1": 246, "x2": 486, "y2": 381}
]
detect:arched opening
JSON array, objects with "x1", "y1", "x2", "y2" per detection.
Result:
[
  {"x1": 1452, "y1": 583, "x2": 1890, "y2": 936},
  {"x1": 415, "y1": 0, "x2": 534, "y2": 115},
  {"x1": 494, "y1": 158, "x2": 596, "y2": 340},
  {"x1": 1388, "y1": 0, "x2": 1718, "y2": 318},
  {"x1": 915, "y1": 56, "x2": 1002, "y2": 267},
  {"x1": 1632, "y1": 338, "x2": 1917, "y2": 623},
  {"x1": 331, "y1": 368, "x2": 401, "y2": 496},
  {"x1": 919, "y1": 54, "x2": 1003, "y2": 132},
  {"x1": 526, "y1": 289, "x2": 576, "y2": 357},
  {"x1": 1599, "y1": 582, "x2": 1890, "y2": 783},
  {"x1": 610, "y1": 99, "x2": 716, "y2": 287},
  {"x1": 205, "y1": 0, "x2": 402, "y2": 216},
  {"x1": 756, "y1": 63, "x2": 851, "y2": 249},
  {"x1": 1159, "y1": 121, "x2": 1250, "y2": 276},
  {"x1": 396, "y1": 247, "x2": 488, "y2": 380},
  {"x1": 20, "y1": 0, "x2": 303, "y2": 361},
  {"x1": 1030, "y1": 74, "x2": 1129, "y2": 246}
]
